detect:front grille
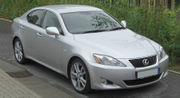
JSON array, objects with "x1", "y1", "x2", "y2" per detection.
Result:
[
  {"x1": 129, "y1": 55, "x2": 156, "y2": 68},
  {"x1": 124, "y1": 74, "x2": 161, "y2": 86}
]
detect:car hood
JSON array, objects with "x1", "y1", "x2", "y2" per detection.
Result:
[{"x1": 73, "y1": 29, "x2": 157, "y2": 59}]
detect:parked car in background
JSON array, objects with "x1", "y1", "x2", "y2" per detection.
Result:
[{"x1": 11, "y1": 5, "x2": 169, "y2": 93}]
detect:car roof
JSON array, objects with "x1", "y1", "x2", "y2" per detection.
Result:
[{"x1": 38, "y1": 4, "x2": 103, "y2": 13}]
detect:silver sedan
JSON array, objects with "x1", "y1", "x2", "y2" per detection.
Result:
[{"x1": 12, "y1": 5, "x2": 169, "y2": 93}]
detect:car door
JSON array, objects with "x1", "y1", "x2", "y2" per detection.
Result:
[
  {"x1": 37, "y1": 11, "x2": 63, "y2": 70},
  {"x1": 22, "y1": 9, "x2": 46, "y2": 59}
]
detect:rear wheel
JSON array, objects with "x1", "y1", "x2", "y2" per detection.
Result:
[
  {"x1": 70, "y1": 59, "x2": 91, "y2": 93},
  {"x1": 13, "y1": 38, "x2": 27, "y2": 64}
]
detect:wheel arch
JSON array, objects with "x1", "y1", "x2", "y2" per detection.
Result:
[
  {"x1": 67, "y1": 56, "x2": 82, "y2": 78},
  {"x1": 12, "y1": 36, "x2": 20, "y2": 47},
  {"x1": 67, "y1": 55, "x2": 92, "y2": 92},
  {"x1": 67, "y1": 55, "x2": 91, "y2": 79}
]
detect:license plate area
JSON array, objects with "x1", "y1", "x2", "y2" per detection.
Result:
[{"x1": 136, "y1": 68, "x2": 160, "y2": 79}]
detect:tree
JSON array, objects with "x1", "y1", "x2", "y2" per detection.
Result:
[{"x1": 136, "y1": 0, "x2": 141, "y2": 6}]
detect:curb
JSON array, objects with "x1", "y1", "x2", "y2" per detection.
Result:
[
  {"x1": 0, "y1": 18, "x2": 12, "y2": 22},
  {"x1": 168, "y1": 70, "x2": 180, "y2": 75}
]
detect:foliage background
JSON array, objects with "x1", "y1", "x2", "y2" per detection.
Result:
[{"x1": 0, "y1": 0, "x2": 179, "y2": 66}]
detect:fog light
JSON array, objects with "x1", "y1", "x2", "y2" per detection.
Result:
[
  {"x1": 101, "y1": 78, "x2": 107, "y2": 84},
  {"x1": 101, "y1": 78, "x2": 113, "y2": 85}
]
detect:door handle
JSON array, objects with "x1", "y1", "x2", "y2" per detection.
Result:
[{"x1": 36, "y1": 32, "x2": 42, "y2": 37}]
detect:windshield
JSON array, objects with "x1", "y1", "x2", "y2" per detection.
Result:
[{"x1": 61, "y1": 11, "x2": 123, "y2": 34}]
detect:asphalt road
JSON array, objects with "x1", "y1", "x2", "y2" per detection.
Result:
[{"x1": 0, "y1": 20, "x2": 180, "y2": 98}]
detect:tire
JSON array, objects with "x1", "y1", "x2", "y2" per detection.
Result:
[
  {"x1": 69, "y1": 58, "x2": 91, "y2": 93},
  {"x1": 13, "y1": 38, "x2": 27, "y2": 64}
]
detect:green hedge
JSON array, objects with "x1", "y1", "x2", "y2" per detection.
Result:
[{"x1": 0, "y1": 0, "x2": 179, "y2": 65}]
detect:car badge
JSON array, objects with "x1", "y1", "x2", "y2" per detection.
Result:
[{"x1": 142, "y1": 59, "x2": 149, "y2": 65}]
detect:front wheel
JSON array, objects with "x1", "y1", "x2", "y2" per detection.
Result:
[{"x1": 70, "y1": 59, "x2": 91, "y2": 93}]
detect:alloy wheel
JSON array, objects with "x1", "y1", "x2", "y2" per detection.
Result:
[
  {"x1": 14, "y1": 39, "x2": 26, "y2": 64},
  {"x1": 70, "y1": 62, "x2": 87, "y2": 91}
]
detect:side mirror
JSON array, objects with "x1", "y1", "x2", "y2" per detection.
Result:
[
  {"x1": 121, "y1": 20, "x2": 127, "y2": 28},
  {"x1": 46, "y1": 27, "x2": 59, "y2": 36}
]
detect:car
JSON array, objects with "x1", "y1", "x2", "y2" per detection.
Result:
[{"x1": 11, "y1": 5, "x2": 169, "y2": 93}]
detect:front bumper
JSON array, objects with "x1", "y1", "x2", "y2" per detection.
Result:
[{"x1": 87, "y1": 55, "x2": 169, "y2": 90}]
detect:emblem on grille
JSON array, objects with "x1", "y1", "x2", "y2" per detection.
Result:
[{"x1": 142, "y1": 59, "x2": 149, "y2": 65}]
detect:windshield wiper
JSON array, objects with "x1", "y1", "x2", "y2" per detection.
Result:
[
  {"x1": 74, "y1": 27, "x2": 125, "y2": 34},
  {"x1": 109, "y1": 27, "x2": 125, "y2": 31},
  {"x1": 76, "y1": 29, "x2": 108, "y2": 34}
]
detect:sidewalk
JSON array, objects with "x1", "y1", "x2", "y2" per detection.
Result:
[
  {"x1": 0, "y1": 59, "x2": 73, "y2": 98},
  {"x1": 0, "y1": 68, "x2": 41, "y2": 98}
]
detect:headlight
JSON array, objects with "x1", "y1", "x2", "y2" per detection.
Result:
[
  {"x1": 93, "y1": 54, "x2": 126, "y2": 67},
  {"x1": 159, "y1": 48, "x2": 166, "y2": 60}
]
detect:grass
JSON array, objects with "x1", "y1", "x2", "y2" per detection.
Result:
[
  {"x1": 170, "y1": 65, "x2": 180, "y2": 73},
  {"x1": 0, "y1": 0, "x2": 179, "y2": 66}
]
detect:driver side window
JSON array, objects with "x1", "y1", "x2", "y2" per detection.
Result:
[{"x1": 42, "y1": 11, "x2": 62, "y2": 33}]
